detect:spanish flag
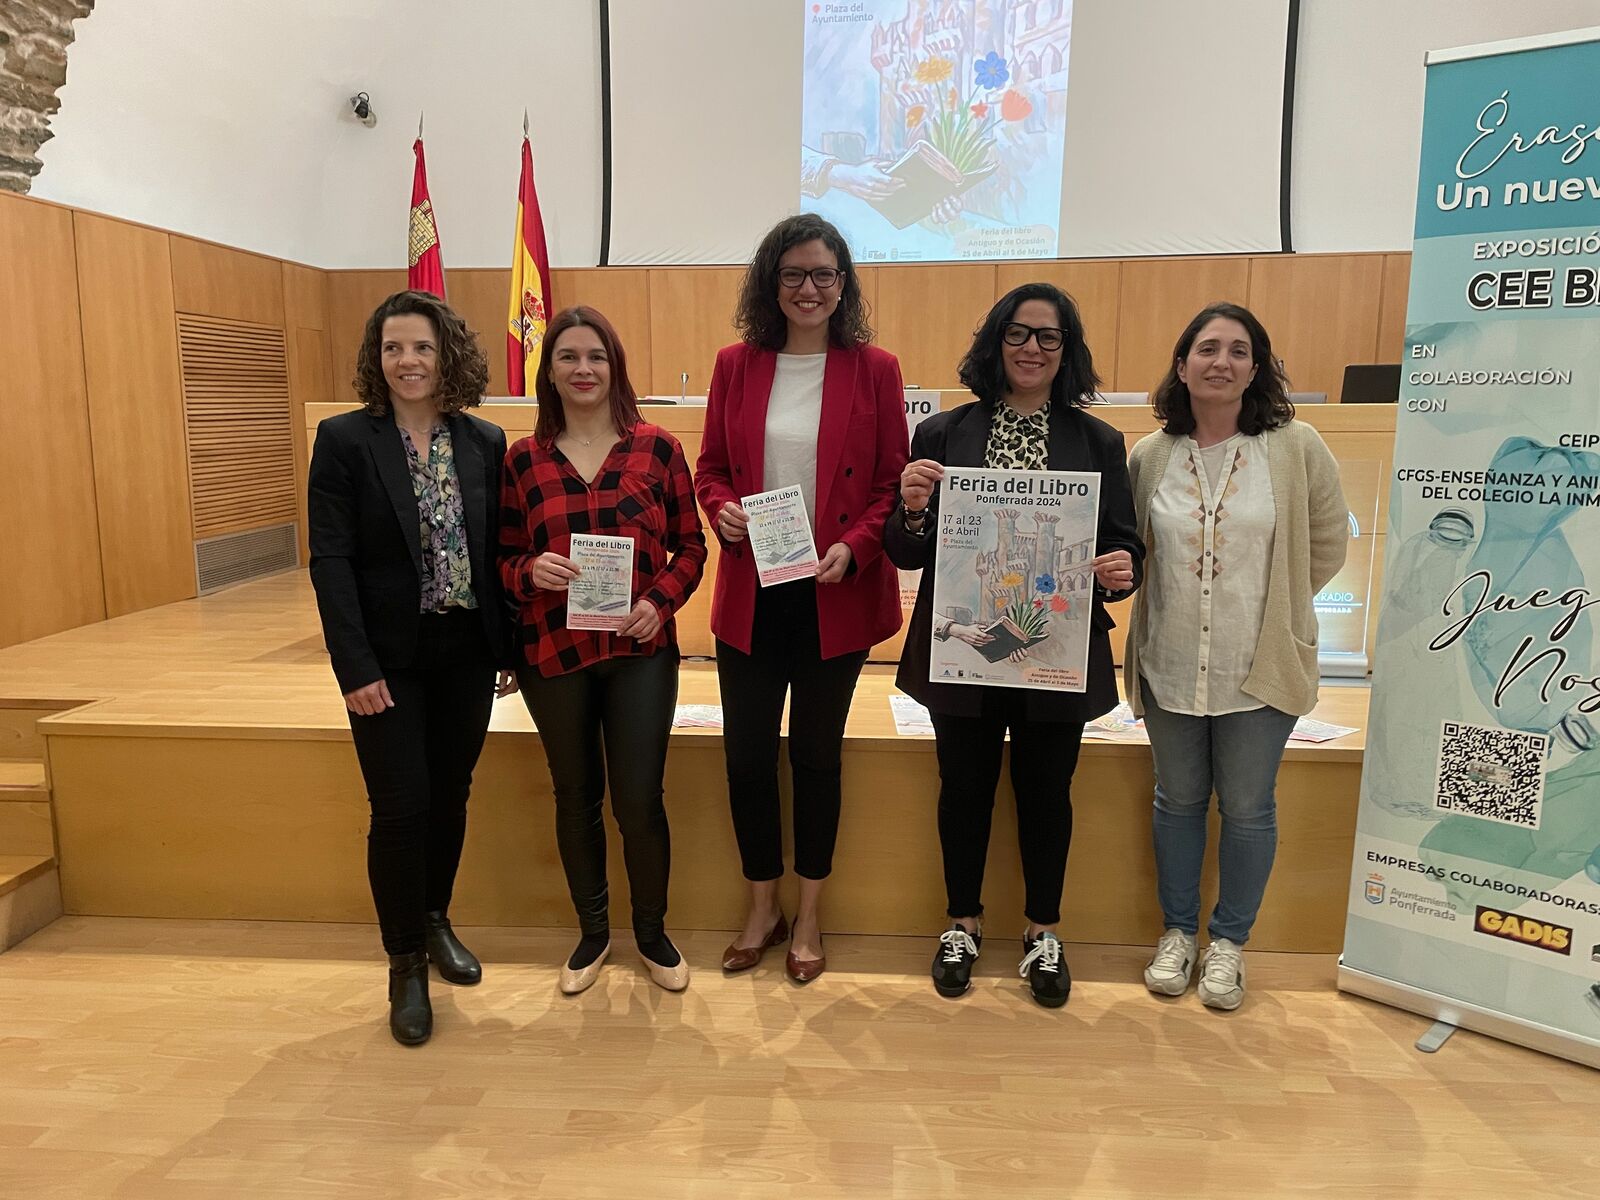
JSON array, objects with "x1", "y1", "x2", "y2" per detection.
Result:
[
  {"x1": 407, "y1": 133, "x2": 445, "y2": 298},
  {"x1": 507, "y1": 118, "x2": 553, "y2": 396}
]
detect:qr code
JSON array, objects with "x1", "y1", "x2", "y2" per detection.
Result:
[{"x1": 1434, "y1": 721, "x2": 1547, "y2": 829}]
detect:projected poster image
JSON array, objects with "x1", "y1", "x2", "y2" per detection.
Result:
[{"x1": 801, "y1": 0, "x2": 1071, "y2": 263}]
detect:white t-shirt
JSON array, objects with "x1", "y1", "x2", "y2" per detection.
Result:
[
  {"x1": 1137, "y1": 432, "x2": 1276, "y2": 716},
  {"x1": 762, "y1": 352, "x2": 826, "y2": 530}
]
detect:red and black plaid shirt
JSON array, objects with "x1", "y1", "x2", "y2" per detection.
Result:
[{"x1": 499, "y1": 422, "x2": 707, "y2": 676}]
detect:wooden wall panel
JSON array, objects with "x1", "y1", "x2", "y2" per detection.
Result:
[
  {"x1": 169, "y1": 236, "x2": 286, "y2": 327},
  {"x1": 282, "y1": 264, "x2": 331, "y2": 561},
  {"x1": 325, "y1": 270, "x2": 406, "y2": 404},
  {"x1": 1247, "y1": 253, "x2": 1385, "y2": 402},
  {"x1": 1113, "y1": 257, "x2": 1251, "y2": 393},
  {"x1": 73, "y1": 213, "x2": 197, "y2": 616},
  {"x1": 443, "y1": 270, "x2": 512, "y2": 396},
  {"x1": 873, "y1": 263, "x2": 997, "y2": 389},
  {"x1": 1375, "y1": 252, "x2": 1412, "y2": 367},
  {"x1": 996, "y1": 260, "x2": 1123, "y2": 390},
  {"x1": 646, "y1": 268, "x2": 743, "y2": 396},
  {"x1": 550, "y1": 268, "x2": 655, "y2": 395},
  {"x1": 0, "y1": 195, "x2": 105, "y2": 647}
]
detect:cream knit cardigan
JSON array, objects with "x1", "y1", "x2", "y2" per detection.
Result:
[{"x1": 1124, "y1": 420, "x2": 1351, "y2": 718}]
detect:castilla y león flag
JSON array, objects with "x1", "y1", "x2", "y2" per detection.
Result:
[
  {"x1": 407, "y1": 136, "x2": 445, "y2": 298},
  {"x1": 506, "y1": 124, "x2": 553, "y2": 396}
]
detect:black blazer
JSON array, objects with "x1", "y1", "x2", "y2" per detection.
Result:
[
  {"x1": 883, "y1": 400, "x2": 1144, "y2": 723},
  {"x1": 308, "y1": 408, "x2": 511, "y2": 693}
]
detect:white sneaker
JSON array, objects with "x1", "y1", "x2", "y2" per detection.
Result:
[
  {"x1": 1197, "y1": 938, "x2": 1245, "y2": 1010},
  {"x1": 1143, "y1": 929, "x2": 1197, "y2": 995}
]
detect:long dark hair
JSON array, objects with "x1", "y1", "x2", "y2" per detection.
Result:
[
  {"x1": 1152, "y1": 302, "x2": 1295, "y2": 436},
  {"x1": 354, "y1": 290, "x2": 488, "y2": 415},
  {"x1": 957, "y1": 283, "x2": 1099, "y2": 409},
  {"x1": 533, "y1": 306, "x2": 642, "y2": 446},
  {"x1": 733, "y1": 213, "x2": 873, "y2": 350}
]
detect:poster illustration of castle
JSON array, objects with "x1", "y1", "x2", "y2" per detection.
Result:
[{"x1": 930, "y1": 466, "x2": 1098, "y2": 691}]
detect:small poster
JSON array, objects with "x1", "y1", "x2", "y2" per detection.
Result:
[
  {"x1": 744, "y1": 485, "x2": 820, "y2": 587},
  {"x1": 930, "y1": 466, "x2": 1099, "y2": 691},
  {"x1": 565, "y1": 534, "x2": 634, "y2": 631}
]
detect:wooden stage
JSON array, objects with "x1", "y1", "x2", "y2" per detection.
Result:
[{"x1": 2, "y1": 572, "x2": 1369, "y2": 952}]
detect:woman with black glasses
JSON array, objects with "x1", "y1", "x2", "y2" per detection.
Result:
[{"x1": 885, "y1": 283, "x2": 1142, "y2": 1008}]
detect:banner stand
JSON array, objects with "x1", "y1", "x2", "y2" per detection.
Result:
[
  {"x1": 1339, "y1": 961, "x2": 1600, "y2": 1069},
  {"x1": 1338, "y1": 24, "x2": 1600, "y2": 1071}
]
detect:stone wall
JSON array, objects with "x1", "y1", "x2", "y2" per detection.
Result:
[{"x1": 1, "y1": 0, "x2": 94, "y2": 194}]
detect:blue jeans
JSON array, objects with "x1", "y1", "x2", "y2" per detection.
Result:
[{"x1": 1140, "y1": 677, "x2": 1297, "y2": 945}]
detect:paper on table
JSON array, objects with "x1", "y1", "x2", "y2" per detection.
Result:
[
  {"x1": 566, "y1": 534, "x2": 634, "y2": 631},
  {"x1": 744, "y1": 485, "x2": 819, "y2": 587},
  {"x1": 672, "y1": 704, "x2": 724, "y2": 729},
  {"x1": 889, "y1": 694, "x2": 934, "y2": 736},
  {"x1": 1289, "y1": 716, "x2": 1359, "y2": 743},
  {"x1": 1081, "y1": 702, "x2": 1147, "y2": 743}
]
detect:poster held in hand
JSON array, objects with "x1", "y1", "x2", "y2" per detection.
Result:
[
  {"x1": 744, "y1": 485, "x2": 820, "y2": 587},
  {"x1": 930, "y1": 466, "x2": 1099, "y2": 692},
  {"x1": 565, "y1": 534, "x2": 634, "y2": 631}
]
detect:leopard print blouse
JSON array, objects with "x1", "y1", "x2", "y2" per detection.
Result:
[{"x1": 984, "y1": 400, "x2": 1050, "y2": 471}]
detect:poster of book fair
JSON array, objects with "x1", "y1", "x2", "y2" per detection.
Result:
[
  {"x1": 1340, "y1": 29, "x2": 1600, "y2": 1068},
  {"x1": 929, "y1": 467, "x2": 1098, "y2": 691}
]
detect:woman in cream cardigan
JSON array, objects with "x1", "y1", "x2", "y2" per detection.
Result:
[{"x1": 1126, "y1": 302, "x2": 1349, "y2": 1011}]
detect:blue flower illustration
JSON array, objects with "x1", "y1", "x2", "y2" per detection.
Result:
[
  {"x1": 974, "y1": 51, "x2": 1009, "y2": 90},
  {"x1": 1035, "y1": 572, "x2": 1057, "y2": 595}
]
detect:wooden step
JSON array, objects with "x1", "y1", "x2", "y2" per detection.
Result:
[
  {"x1": 0, "y1": 760, "x2": 47, "y2": 790},
  {"x1": 0, "y1": 854, "x2": 55, "y2": 897},
  {"x1": 0, "y1": 800, "x2": 53, "y2": 856},
  {"x1": 0, "y1": 704, "x2": 71, "y2": 760},
  {"x1": 0, "y1": 855, "x2": 61, "y2": 950}
]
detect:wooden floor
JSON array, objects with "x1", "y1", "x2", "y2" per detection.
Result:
[{"x1": 0, "y1": 917, "x2": 1593, "y2": 1199}]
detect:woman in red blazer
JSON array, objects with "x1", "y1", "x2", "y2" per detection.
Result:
[{"x1": 696, "y1": 213, "x2": 909, "y2": 983}]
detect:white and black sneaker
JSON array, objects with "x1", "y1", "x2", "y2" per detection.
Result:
[
  {"x1": 1019, "y1": 931, "x2": 1070, "y2": 1008},
  {"x1": 1143, "y1": 928, "x2": 1198, "y2": 996},
  {"x1": 931, "y1": 923, "x2": 981, "y2": 997},
  {"x1": 1197, "y1": 938, "x2": 1246, "y2": 1010}
]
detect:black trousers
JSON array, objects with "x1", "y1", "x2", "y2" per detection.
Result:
[
  {"x1": 517, "y1": 650, "x2": 678, "y2": 942},
  {"x1": 347, "y1": 608, "x2": 496, "y2": 955},
  {"x1": 715, "y1": 580, "x2": 868, "y2": 882},
  {"x1": 929, "y1": 689, "x2": 1084, "y2": 926}
]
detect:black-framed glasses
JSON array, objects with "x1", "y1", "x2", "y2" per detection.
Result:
[
  {"x1": 1002, "y1": 322, "x2": 1066, "y2": 352},
  {"x1": 778, "y1": 266, "x2": 843, "y2": 289}
]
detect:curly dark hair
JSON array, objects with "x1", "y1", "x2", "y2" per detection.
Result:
[
  {"x1": 733, "y1": 214, "x2": 873, "y2": 350},
  {"x1": 1151, "y1": 302, "x2": 1294, "y2": 436},
  {"x1": 957, "y1": 283, "x2": 1100, "y2": 409},
  {"x1": 353, "y1": 290, "x2": 489, "y2": 415},
  {"x1": 533, "y1": 306, "x2": 642, "y2": 446}
]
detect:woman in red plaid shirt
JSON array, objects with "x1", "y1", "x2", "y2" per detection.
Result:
[{"x1": 499, "y1": 306, "x2": 707, "y2": 995}]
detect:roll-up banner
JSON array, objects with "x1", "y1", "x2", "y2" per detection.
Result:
[{"x1": 1339, "y1": 27, "x2": 1600, "y2": 1069}]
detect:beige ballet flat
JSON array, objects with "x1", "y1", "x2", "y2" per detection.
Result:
[
  {"x1": 646, "y1": 954, "x2": 690, "y2": 992},
  {"x1": 558, "y1": 943, "x2": 609, "y2": 995}
]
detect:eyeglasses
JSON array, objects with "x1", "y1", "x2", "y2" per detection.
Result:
[
  {"x1": 1002, "y1": 322, "x2": 1066, "y2": 352},
  {"x1": 778, "y1": 266, "x2": 843, "y2": 290}
]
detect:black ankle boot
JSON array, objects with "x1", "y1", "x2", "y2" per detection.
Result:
[
  {"x1": 424, "y1": 911, "x2": 482, "y2": 986},
  {"x1": 387, "y1": 951, "x2": 432, "y2": 1045}
]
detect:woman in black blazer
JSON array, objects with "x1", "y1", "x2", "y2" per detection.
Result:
[
  {"x1": 308, "y1": 290, "x2": 515, "y2": 1046},
  {"x1": 884, "y1": 283, "x2": 1143, "y2": 1009}
]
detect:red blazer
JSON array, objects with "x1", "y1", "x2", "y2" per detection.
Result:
[{"x1": 695, "y1": 341, "x2": 909, "y2": 658}]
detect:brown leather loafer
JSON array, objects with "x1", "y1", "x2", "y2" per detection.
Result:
[
  {"x1": 721, "y1": 913, "x2": 789, "y2": 972},
  {"x1": 786, "y1": 946, "x2": 826, "y2": 984}
]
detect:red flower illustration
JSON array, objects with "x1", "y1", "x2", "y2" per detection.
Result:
[
  {"x1": 970, "y1": 102, "x2": 989, "y2": 119},
  {"x1": 1050, "y1": 595, "x2": 1069, "y2": 613},
  {"x1": 1001, "y1": 89, "x2": 1032, "y2": 122}
]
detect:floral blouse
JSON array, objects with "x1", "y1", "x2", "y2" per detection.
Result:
[{"x1": 401, "y1": 424, "x2": 478, "y2": 613}]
